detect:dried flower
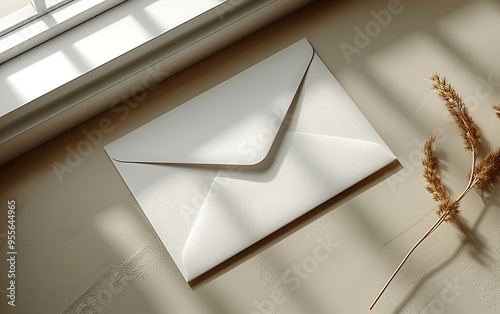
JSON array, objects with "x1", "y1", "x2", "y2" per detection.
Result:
[
  {"x1": 494, "y1": 105, "x2": 500, "y2": 119},
  {"x1": 429, "y1": 73, "x2": 482, "y2": 152},
  {"x1": 473, "y1": 148, "x2": 500, "y2": 191},
  {"x1": 369, "y1": 73, "x2": 499, "y2": 311},
  {"x1": 422, "y1": 135, "x2": 459, "y2": 222},
  {"x1": 435, "y1": 198, "x2": 460, "y2": 223},
  {"x1": 422, "y1": 136, "x2": 451, "y2": 203}
]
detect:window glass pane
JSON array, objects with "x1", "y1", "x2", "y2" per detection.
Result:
[{"x1": 0, "y1": 1, "x2": 31, "y2": 19}]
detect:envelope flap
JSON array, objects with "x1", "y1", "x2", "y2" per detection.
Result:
[
  {"x1": 105, "y1": 39, "x2": 314, "y2": 166},
  {"x1": 180, "y1": 133, "x2": 396, "y2": 281}
]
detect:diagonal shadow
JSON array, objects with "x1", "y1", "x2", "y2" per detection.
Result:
[{"x1": 392, "y1": 187, "x2": 500, "y2": 313}]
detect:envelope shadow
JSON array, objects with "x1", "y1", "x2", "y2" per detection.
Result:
[
  {"x1": 185, "y1": 62, "x2": 402, "y2": 287},
  {"x1": 189, "y1": 159, "x2": 401, "y2": 287}
]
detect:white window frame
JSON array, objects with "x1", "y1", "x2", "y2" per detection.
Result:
[
  {"x1": 1, "y1": 0, "x2": 72, "y2": 36},
  {"x1": 0, "y1": 0, "x2": 127, "y2": 64},
  {"x1": 0, "y1": 0, "x2": 315, "y2": 166}
]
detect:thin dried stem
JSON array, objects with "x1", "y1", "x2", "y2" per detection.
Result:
[
  {"x1": 368, "y1": 213, "x2": 446, "y2": 311},
  {"x1": 368, "y1": 182, "x2": 474, "y2": 311},
  {"x1": 369, "y1": 73, "x2": 499, "y2": 311}
]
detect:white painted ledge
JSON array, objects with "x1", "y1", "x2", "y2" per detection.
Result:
[{"x1": 0, "y1": 0, "x2": 315, "y2": 165}]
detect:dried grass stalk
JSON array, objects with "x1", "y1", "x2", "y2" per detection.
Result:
[
  {"x1": 369, "y1": 73, "x2": 498, "y2": 311},
  {"x1": 435, "y1": 198, "x2": 460, "y2": 223},
  {"x1": 422, "y1": 135, "x2": 459, "y2": 222},
  {"x1": 429, "y1": 73, "x2": 482, "y2": 152},
  {"x1": 422, "y1": 136, "x2": 451, "y2": 203},
  {"x1": 494, "y1": 105, "x2": 500, "y2": 119},
  {"x1": 474, "y1": 148, "x2": 500, "y2": 191}
]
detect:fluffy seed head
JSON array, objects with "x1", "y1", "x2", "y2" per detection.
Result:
[{"x1": 429, "y1": 73, "x2": 482, "y2": 152}]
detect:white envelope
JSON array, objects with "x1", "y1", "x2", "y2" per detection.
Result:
[{"x1": 104, "y1": 38, "x2": 396, "y2": 283}]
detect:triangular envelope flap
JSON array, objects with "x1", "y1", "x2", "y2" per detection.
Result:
[
  {"x1": 105, "y1": 39, "x2": 314, "y2": 165},
  {"x1": 181, "y1": 133, "x2": 395, "y2": 281}
]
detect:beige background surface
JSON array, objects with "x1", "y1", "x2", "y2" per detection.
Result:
[{"x1": 2, "y1": 0, "x2": 500, "y2": 313}]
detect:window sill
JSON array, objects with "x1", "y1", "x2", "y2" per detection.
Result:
[{"x1": 0, "y1": 0, "x2": 315, "y2": 166}]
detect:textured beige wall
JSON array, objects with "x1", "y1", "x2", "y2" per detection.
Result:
[{"x1": 2, "y1": 0, "x2": 500, "y2": 313}]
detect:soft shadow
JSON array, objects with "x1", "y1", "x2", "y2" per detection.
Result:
[
  {"x1": 452, "y1": 215, "x2": 492, "y2": 267},
  {"x1": 392, "y1": 188, "x2": 500, "y2": 313},
  {"x1": 189, "y1": 159, "x2": 401, "y2": 288}
]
